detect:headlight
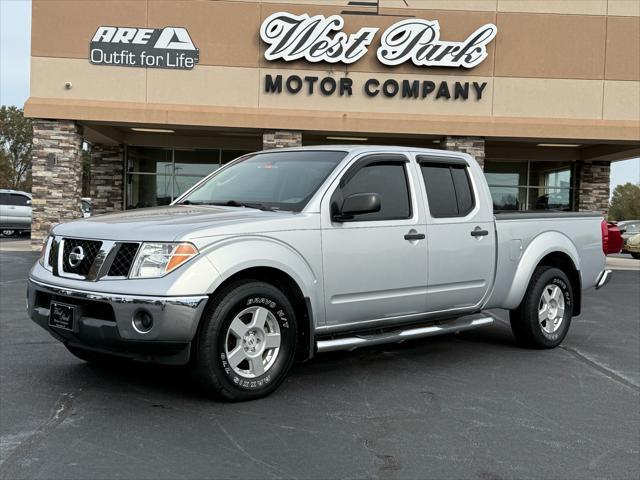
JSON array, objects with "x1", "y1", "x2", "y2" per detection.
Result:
[
  {"x1": 129, "y1": 242, "x2": 199, "y2": 279},
  {"x1": 38, "y1": 236, "x2": 53, "y2": 268}
]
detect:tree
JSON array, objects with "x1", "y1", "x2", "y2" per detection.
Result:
[
  {"x1": 609, "y1": 183, "x2": 640, "y2": 221},
  {"x1": 0, "y1": 149, "x2": 12, "y2": 189},
  {"x1": 0, "y1": 106, "x2": 33, "y2": 190}
]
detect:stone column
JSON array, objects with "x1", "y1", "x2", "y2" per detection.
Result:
[
  {"x1": 90, "y1": 144, "x2": 124, "y2": 215},
  {"x1": 263, "y1": 130, "x2": 303, "y2": 150},
  {"x1": 442, "y1": 136, "x2": 485, "y2": 169},
  {"x1": 575, "y1": 160, "x2": 610, "y2": 213},
  {"x1": 30, "y1": 120, "x2": 84, "y2": 250}
]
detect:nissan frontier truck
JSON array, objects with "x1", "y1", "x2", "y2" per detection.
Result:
[{"x1": 28, "y1": 146, "x2": 615, "y2": 400}]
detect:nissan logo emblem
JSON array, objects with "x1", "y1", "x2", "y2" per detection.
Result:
[{"x1": 68, "y1": 246, "x2": 85, "y2": 268}]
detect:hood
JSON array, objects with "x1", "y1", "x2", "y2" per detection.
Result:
[{"x1": 51, "y1": 205, "x2": 304, "y2": 241}]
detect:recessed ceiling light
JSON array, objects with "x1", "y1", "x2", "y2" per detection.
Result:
[
  {"x1": 326, "y1": 136, "x2": 368, "y2": 142},
  {"x1": 131, "y1": 127, "x2": 175, "y2": 134},
  {"x1": 537, "y1": 143, "x2": 581, "y2": 148}
]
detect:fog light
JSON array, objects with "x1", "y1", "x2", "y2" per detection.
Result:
[{"x1": 133, "y1": 310, "x2": 154, "y2": 334}]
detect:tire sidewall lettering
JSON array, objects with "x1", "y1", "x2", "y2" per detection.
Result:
[{"x1": 217, "y1": 293, "x2": 292, "y2": 391}]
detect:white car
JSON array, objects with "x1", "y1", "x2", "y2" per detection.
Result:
[{"x1": 0, "y1": 189, "x2": 32, "y2": 236}]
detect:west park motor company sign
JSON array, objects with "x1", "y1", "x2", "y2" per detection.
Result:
[{"x1": 89, "y1": 12, "x2": 497, "y2": 102}]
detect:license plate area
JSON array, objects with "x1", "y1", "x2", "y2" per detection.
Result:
[{"x1": 49, "y1": 302, "x2": 76, "y2": 331}]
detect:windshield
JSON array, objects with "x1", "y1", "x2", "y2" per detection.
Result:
[{"x1": 177, "y1": 150, "x2": 346, "y2": 212}]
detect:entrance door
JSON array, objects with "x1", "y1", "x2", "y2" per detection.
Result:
[
  {"x1": 417, "y1": 156, "x2": 495, "y2": 313},
  {"x1": 321, "y1": 154, "x2": 428, "y2": 329}
]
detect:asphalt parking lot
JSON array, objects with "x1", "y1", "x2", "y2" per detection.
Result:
[{"x1": 1, "y1": 250, "x2": 638, "y2": 480}]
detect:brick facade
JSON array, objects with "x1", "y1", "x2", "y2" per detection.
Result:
[
  {"x1": 30, "y1": 119, "x2": 84, "y2": 250},
  {"x1": 263, "y1": 130, "x2": 303, "y2": 149},
  {"x1": 90, "y1": 144, "x2": 124, "y2": 215},
  {"x1": 443, "y1": 136, "x2": 485, "y2": 169},
  {"x1": 575, "y1": 160, "x2": 611, "y2": 213}
]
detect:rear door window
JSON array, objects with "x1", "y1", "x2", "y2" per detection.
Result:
[{"x1": 419, "y1": 160, "x2": 475, "y2": 218}]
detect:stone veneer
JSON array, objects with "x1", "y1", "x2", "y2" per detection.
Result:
[
  {"x1": 442, "y1": 136, "x2": 485, "y2": 169},
  {"x1": 575, "y1": 160, "x2": 611, "y2": 213},
  {"x1": 30, "y1": 119, "x2": 84, "y2": 250},
  {"x1": 263, "y1": 130, "x2": 303, "y2": 149},
  {"x1": 90, "y1": 144, "x2": 124, "y2": 215}
]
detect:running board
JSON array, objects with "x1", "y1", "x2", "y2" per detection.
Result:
[{"x1": 316, "y1": 315, "x2": 494, "y2": 353}]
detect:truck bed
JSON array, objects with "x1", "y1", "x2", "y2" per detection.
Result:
[{"x1": 484, "y1": 212, "x2": 605, "y2": 311}]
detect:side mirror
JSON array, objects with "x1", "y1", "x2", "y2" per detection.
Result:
[{"x1": 333, "y1": 193, "x2": 381, "y2": 222}]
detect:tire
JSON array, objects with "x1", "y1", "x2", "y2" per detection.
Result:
[
  {"x1": 631, "y1": 253, "x2": 640, "y2": 260},
  {"x1": 65, "y1": 344, "x2": 127, "y2": 364},
  {"x1": 509, "y1": 266, "x2": 573, "y2": 349},
  {"x1": 192, "y1": 280, "x2": 298, "y2": 401}
]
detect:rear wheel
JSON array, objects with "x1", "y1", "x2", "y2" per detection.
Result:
[
  {"x1": 509, "y1": 266, "x2": 573, "y2": 349},
  {"x1": 631, "y1": 253, "x2": 640, "y2": 260},
  {"x1": 192, "y1": 280, "x2": 297, "y2": 401}
]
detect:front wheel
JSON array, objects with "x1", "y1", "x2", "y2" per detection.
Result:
[
  {"x1": 631, "y1": 253, "x2": 640, "y2": 260},
  {"x1": 509, "y1": 266, "x2": 573, "y2": 349},
  {"x1": 192, "y1": 280, "x2": 297, "y2": 401}
]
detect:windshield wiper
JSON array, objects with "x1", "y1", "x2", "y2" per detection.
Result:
[{"x1": 211, "y1": 200, "x2": 275, "y2": 212}]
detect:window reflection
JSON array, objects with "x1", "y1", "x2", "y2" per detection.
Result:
[
  {"x1": 126, "y1": 147, "x2": 253, "y2": 209},
  {"x1": 484, "y1": 160, "x2": 574, "y2": 211}
]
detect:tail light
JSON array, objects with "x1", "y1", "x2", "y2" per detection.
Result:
[{"x1": 601, "y1": 219, "x2": 623, "y2": 255}]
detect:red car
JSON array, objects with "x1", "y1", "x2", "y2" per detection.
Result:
[{"x1": 602, "y1": 220, "x2": 624, "y2": 255}]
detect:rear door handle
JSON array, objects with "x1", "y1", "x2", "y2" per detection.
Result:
[
  {"x1": 404, "y1": 232, "x2": 426, "y2": 241},
  {"x1": 470, "y1": 228, "x2": 489, "y2": 237}
]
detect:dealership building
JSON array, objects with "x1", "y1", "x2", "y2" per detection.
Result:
[{"x1": 25, "y1": 0, "x2": 640, "y2": 248}]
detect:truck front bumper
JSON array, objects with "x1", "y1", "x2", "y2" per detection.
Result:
[{"x1": 27, "y1": 278, "x2": 209, "y2": 365}]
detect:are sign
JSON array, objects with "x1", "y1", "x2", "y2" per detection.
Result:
[{"x1": 89, "y1": 26, "x2": 200, "y2": 69}]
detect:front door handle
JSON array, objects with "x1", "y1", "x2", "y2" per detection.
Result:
[
  {"x1": 404, "y1": 231, "x2": 426, "y2": 241},
  {"x1": 470, "y1": 227, "x2": 489, "y2": 237}
]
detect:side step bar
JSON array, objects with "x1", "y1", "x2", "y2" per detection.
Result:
[{"x1": 316, "y1": 315, "x2": 494, "y2": 353}]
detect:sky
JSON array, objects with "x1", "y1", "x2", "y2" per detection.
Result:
[{"x1": 1, "y1": 0, "x2": 638, "y2": 192}]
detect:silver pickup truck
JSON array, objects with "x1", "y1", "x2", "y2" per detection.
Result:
[{"x1": 28, "y1": 146, "x2": 613, "y2": 401}]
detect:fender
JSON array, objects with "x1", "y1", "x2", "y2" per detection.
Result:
[
  {"x1": 503, "y1": 231, "x2": 581, "y2": 310},
  {"x1": 200, "y1": 235, "x2": 323, "y2": 326}
]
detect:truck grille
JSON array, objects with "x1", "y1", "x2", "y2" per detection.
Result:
[
  {"x1": 62, "y1": 239, "x2": 103, "y2": 276},
  {"x1": 48, "y1": 237, "x2": 142, "y2": 280},
  {"x1": 48, "y1": 239, "x2": 58, "y2": 267},
  {"x1": 107, "y1": 243, "x2": 140, "y2": 277}
]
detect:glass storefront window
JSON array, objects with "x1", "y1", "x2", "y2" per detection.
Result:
[
  {"x1": 126, "y1": 147, "x2": 254, "y2": 209},
  {"x1": 128, "y1": 147, "x2": 173, "y2": 175},
  {"x1": 484, "y1": 159, "x2": 574, "y2": 211},
  {"x1": 484, "y1": 161, "x2": 528, "y2": 187},
  {"x1": 174, "y1": 150, "x2": 221, "y2": 176},
  {"x1": 528, "y1": 187, "x2": 571, "y2": 211},
  {"x1": 127, "y1": 174, "x2": 172, "y2": 209},
  {"x1": 488, "y1": 186, "x2": 527, "y2": 211}
]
